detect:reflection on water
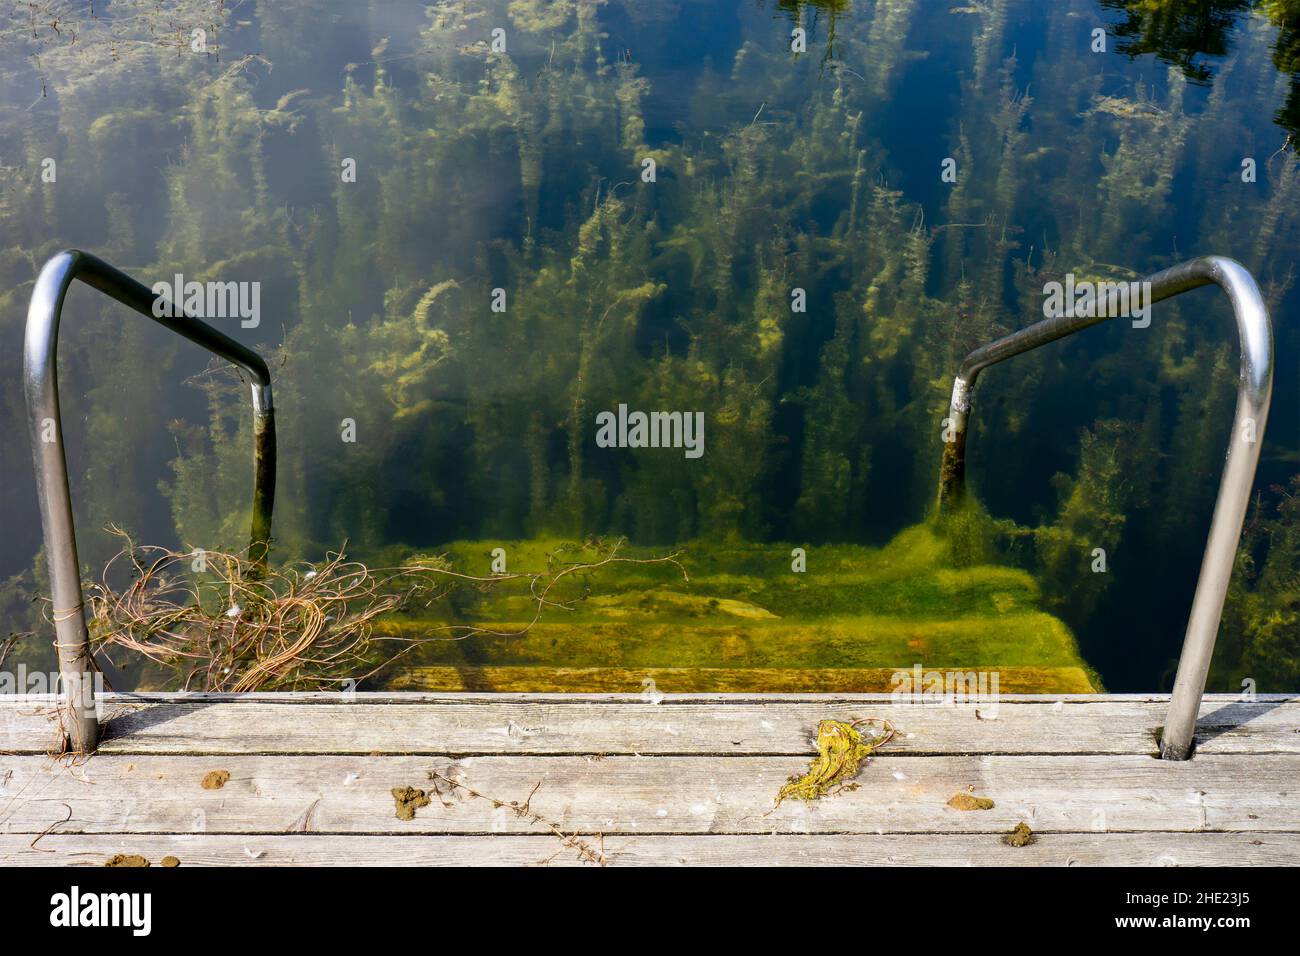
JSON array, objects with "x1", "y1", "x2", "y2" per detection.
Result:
[
  {"x1": 1101, "y1": 0, "x2": 1300, "y2": 132},
  {"x1": 0, "y1": 0, "x2": 1297, "y2": 694}
]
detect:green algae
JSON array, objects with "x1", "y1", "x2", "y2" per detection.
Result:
[
  {"x1": 775, "y1": 718, "x2": 895, "y2": 807},
  {"x1": 374, "y1": 525, "x2": 1100, "y2": 693}
]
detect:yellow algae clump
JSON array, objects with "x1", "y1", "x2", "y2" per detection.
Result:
[{"x1": 775, "y1": 718, "x2": 895, "y2": 806}]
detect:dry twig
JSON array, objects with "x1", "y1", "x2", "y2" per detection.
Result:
[{"x1": 428, "y1": 769, "x2": 606, "y2": 866}]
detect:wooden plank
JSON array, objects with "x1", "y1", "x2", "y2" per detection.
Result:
[
  {"x1": 4, "y1": 696, "x2": 1297, "y2": 755},
  {"x1": 4, "y1": 831, "x2": 1298, "y2": 866},
  {"x1": 2, "y1": 753, "x2": 1297, "y2": 835}
]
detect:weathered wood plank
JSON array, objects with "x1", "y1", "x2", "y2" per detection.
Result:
[
  {"x1": 4, "y1": 831, "x2": 1298, "y2": 866},
  {"x1": 3, "y1": 696, "x2": 1296, "y2": 755},
  {"x1": 2, "y1": 753, "x2": 1297, "y2": 835}
]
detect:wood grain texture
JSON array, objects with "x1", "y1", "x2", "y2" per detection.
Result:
[
  {"x1": 4, "y1": 831, "x2": 1296, "y2": 866},
  {"x1": 3, "y1": 694, "x2": 1296, "y2": 756},
  {"x1": 2, "y1": 693, "x2": 1296, "y2": 865},
  {"x1": 2, "y1": 753, "x2": 1298, "y2": 835}
]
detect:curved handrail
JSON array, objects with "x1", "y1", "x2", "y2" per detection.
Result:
[
  {"x1": 936, "y1": 255, "x2": 1273, "y2": 760},
  {"x1": 23, "y1": 250, "x2": 277, "y2": 753}
]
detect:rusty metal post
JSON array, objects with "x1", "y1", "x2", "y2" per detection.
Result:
[
  {"x1": 24, "y1": 250, "x2": 276, "y2": 752},
  {"x1": 936, "y1": 256, "x2": 1273, "y2": 760}
]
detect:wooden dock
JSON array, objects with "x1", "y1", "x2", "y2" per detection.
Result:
[{"x1": 2, "y1": 692, "x2": 1298, "y2": 866}]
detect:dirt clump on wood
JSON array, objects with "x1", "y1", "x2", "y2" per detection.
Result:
[
  {"x1": 392, "y1": 785, "x2": 432, "y2": 820},
  {"x1": 201, "y1": 769, "x2": 230, "y2": 790},
  {"x1": 1002, "y1": 821, "x2": 1035, "y2": 847},
  {"x1": 105, "y1": 854, "x2": 151, "y2": 867},
  {"x1": 947, "y1": 793, "x2": 995, "y2": 811}
]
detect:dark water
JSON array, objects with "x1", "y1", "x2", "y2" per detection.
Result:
[{"x1": 0, "y1": 0, "x2": 1297, "y2": 692}]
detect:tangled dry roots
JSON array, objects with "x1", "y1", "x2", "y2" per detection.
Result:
[{"x1": 87, "y1": 529, "x2": 683, "y2": 693}]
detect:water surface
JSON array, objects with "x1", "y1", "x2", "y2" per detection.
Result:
[{"x1": 1, "y1": 0, "x2": 1297, "y2": 693}]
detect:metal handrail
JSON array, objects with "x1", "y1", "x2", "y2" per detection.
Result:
[
  {"x1": 936, "y1": 255, "x2": 1273, "y2": 760},
  {"x1": 24, "y1": 250, "x2": 276, "y2": 753}
]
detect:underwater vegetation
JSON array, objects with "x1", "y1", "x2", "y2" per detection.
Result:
[
  {"x1": 376, "y1": 528, "x2": 1099, "y2": 692},
  {"x1": 1217, "y1": 474, "x2": 1300, "y2": 690},
  {"x1": 0, "y1": 0, "x2": 1297, "y2": 693}
]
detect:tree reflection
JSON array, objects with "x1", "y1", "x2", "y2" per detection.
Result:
[{"x1": 1102, "y1": 0, "x2": 1300, "y2": 135}]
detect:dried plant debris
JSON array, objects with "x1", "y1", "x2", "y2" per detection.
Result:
[
  {"x1": 87, "y1": 536, "x2": 432, "y2": 693},
  {"x1": 1003, "y1": 822, "x2": 1036, "y2": 847},
  {"x1": 201, "y1": 769, "x2": 230, "y2": 790},
  {"x1": 86, "y1": 531, "x2": 682, "y2": 693},
  {"x1": 391, "y1": 786, "x2": 431, "y2": 821},
  {"x1": 429, "y1": 770, "x2": 606, "y2": 866},
  {"x1": 775, "y1": 718, "x2": 896, "y2": 806},
  {"x1": 947, "y1": 793, "x2": 995, "y2": 811}
]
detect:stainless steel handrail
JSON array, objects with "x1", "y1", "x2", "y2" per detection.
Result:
[
  {"x1": 936, "y1": 255, "x2": 1273, "y2": 760},
  {"x1": 24, "y1": 250, "x2": 276, "y2": 753}
]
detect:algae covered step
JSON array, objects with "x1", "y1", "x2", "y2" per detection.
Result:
[
  {"x1": 374, "y1": 526, "x2": 1100, "y2": 694},
  {"x1": 382, "y1": 666, "x2": 1098, "y2": 694}
]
